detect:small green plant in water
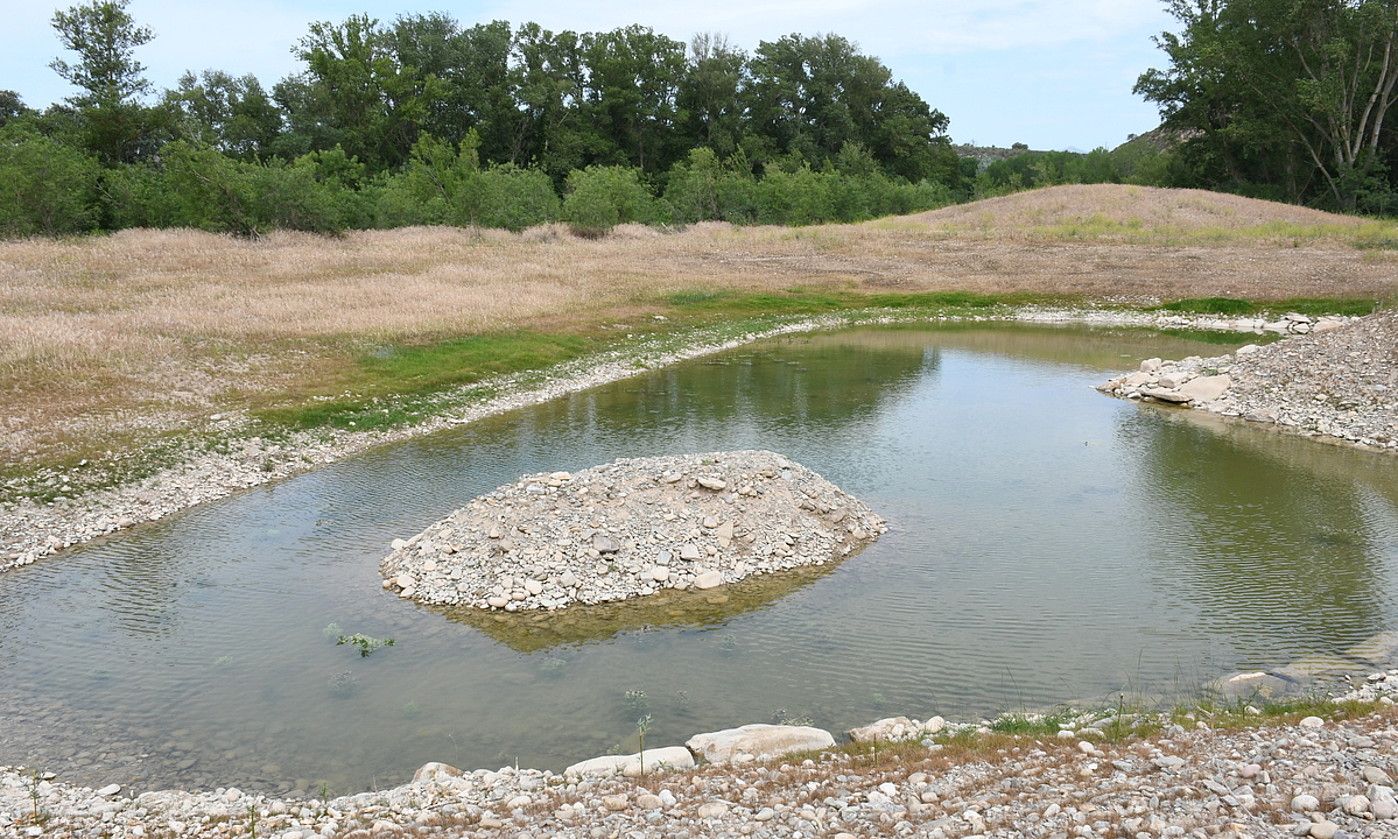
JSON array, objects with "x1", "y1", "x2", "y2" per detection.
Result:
[
  {"x1": 623, "y1": 689, "x2": 648, "y2": 716},
  {"x1": 337, "y1": 633, "x2": 395, "y2": 657}
]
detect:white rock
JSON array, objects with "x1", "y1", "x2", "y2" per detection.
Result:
[
  {"x1": 564, "y1": 747, "x2": 695, "y2": 778},
  {"x1": 685, "y1": 723, "x2": 835, "y2": 765}
]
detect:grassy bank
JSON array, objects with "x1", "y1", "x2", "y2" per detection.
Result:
[{"x1": 2, "y1": 185, "x2": 1394, "y2": 503}]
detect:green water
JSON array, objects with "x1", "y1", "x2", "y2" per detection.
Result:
[{"x1": 1, "y1": 323, "x2": 1394, "y2": 796}]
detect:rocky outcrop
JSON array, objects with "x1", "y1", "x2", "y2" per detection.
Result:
[
  {"x1": 380, "y1": 451, "x2": 886, "y2": 611},
  {"x1": 1099, "y1": 310, "x2": 1396, "y2": 451}
]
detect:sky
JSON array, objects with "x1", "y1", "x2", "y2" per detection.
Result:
[{"x1": 0, "y1": 0, "x2": 1177, "y2": 151}]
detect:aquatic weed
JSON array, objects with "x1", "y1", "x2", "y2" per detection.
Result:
[{"x1": 337, "y1": 633, "x2": 395, "y2": 657}]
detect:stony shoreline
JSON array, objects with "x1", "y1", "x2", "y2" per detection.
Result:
[
  {"x1": 380, "y1": 451, "x2": 885, "y2": 610},
  {"x1": 4, "y1": 670, "x2": 1395, "y2": 838},
  {"x1": 1098, "y1": 310, "x2": 1396, "y2": 452},
  {"x1": 0, "y1": 306, "x2": 1324, "y2": 576}
]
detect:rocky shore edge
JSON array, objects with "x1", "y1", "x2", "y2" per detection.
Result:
[
  {"x1": 0, "y1": 306, "x2": 1333, "y2": 577},
  {"x1": 4, "y1": 666, "x2": 1395, "y2": 839},
  {"x1": 1098, "y1": 309, "x2": 1395, "y2": 452},
  {"x1": 380, "y1": 451, "x2": 884, "y2": 610}
]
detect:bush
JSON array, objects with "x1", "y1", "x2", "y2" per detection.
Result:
[
  {"x1": 561, "y1": 165, "x2": 658, "y2": 235},
  {"x1": 0, "y1": 123, "x2": 100, "y2": 236},
  {"x1": 468, "y1": 164, "x2": 559, "y2": 231}
]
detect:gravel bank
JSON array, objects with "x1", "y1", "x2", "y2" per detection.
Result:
[
  {"x1": 1099, "y1": 310, "x2": 1396, "y2": 451},
  {"x1": 4, "y1": 674, "x2": 1395, "y2": 838},
  {"x1": 0, "y1": 307, "x2": 1339, "y2": 576},
  {"x1": 380, "y1": 451, "x2": 884, "y2": 610}
]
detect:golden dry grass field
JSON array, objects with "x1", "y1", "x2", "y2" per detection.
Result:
[{"x1": 2, "y1": 184, "x2": 1395, "y2": 479}]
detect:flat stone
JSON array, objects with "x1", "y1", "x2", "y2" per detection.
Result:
[
  {"x1": 1140, "y1": 387, "x2": 1191, "y2": 403},
  {"x1": 678, "y1": 543, "x2": 702, "y2": 561},
  {"x1": 685, "y1": 723, "x2": 836, "y2": 765},
  {"x1": 593, "y1": 534, "x2": 620, "y2": 554},
  {"x1": 1177, "y1": 374, "x2": 1231, "y2": 404},
  {"x1": 696, "y1": 476, "x2": 727, "y2": 491},
  {"x1": 563, "y1": 747, "x2": 695, "y2": 778}
]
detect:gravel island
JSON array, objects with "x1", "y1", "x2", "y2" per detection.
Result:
[{"x1": 380, "y1": 450, "x2": 886, "y2": 610}]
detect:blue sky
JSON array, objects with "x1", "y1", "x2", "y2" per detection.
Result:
[{"x1": 0, "y1": 0, "x2": 1176, "y2": 151}]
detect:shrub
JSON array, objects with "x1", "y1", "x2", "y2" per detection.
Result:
[
  {"x1": 561, "y1": 165, "x2": 658, "y2": 235},
  {"x1": 0, "y1": 124, "x2": 100, "y2": 236}
]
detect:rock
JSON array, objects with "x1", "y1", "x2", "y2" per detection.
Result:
[
  {"x1": 847, "y1": 716, "x2": 920, "y2": 743},
  {"x1": 636, "y1": 793, "x2": 663, "y2": 810},
  {"x1": 678, "y1": 543, "x2": 702, "y2": 561},
  {"x1": 1207, "y1": 671, "x2": 1297, "y2": 700},
  {"x1": 563, "y1": 747, "x2": 695, "y2": 778},
  {"x1": 602, "y1": 794, "x2": 628, "y2": 812},
  {"x1": 96, "y1": 783, "x2": 121, "y2": 797},
  {"x1": 693, "y1": 570, "x2": 723, "y2": 590},
  {"x1": 1362, "y1": 767, "x2": 1393, "y2": 786},
  {"x1": 1140, "y1": 358, "x2": 1163, "y2": 373},
  {"x1": 593, "y1": 533, "x2": 620, "y2": 554},
  {"x1": 697, "y1": 802, "x2": 729, "y2": 819},
  {"x1": 696, "y1": 476, "x2": 727, "y2": 491},
  {"x1": 1299, "y1": 716, "x2": 1325, "y2": 729},
  {"x1": 1140, "y1": 387, "x2": 1191, "y2": 403},
  {"x1": 1291, "y1": 794, "x2": 1320, "y2": 812},
  {"x1": 1308, "y1": 821, "x2": 1338, "y2": 839},
  {"x1": 1177, "y1": 373, "x2": 1231, "y2": 404},
  {"x1": 685, "y1": 723, "x2": 836, "y2": 765},
  {"x1": 412, "y1": 762, "x2": 462, "y2": 783}
]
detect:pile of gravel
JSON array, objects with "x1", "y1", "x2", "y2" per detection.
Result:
[
  {"x1": 1101, "y1": 309, "x2": 1396, "y2": 450},
  {"x1": 380, "y1": 450, "x2": 885, "y2": 611}
]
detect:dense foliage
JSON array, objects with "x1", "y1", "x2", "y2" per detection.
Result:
[
  {"x1": 0, "y1": 1, "x2": 963, "y2": 236},
  {"x1": 1135, "y1": 0, "x2": 1398, "y2": 214},
  {"x1": 4, "y1": 0, "x2": 1395, "y2": 239}
]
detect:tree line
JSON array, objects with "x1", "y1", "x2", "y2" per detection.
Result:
[
  {"x1": 0, "y1": 1, "x2": 967, "y2": 236},
  {"x1": 1, "y1": 0, "x2": 1394, "y2": 239}
]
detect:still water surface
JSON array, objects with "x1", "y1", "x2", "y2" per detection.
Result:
[{"x1": 2, "y1": 324, "x2": 1395, "y2": 795}]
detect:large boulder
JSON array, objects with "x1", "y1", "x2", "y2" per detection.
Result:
[
  {"x1": 685, "y1": 724, "x2": 835, "y2": 765},
  {"x1": 1347, "y1": 631, "x2": 1398, "y2": 668},
  {"x1": 563, "y1": 746, "x2": 695, "y2": 778},
  {"x1": 1177, "y1": 374, "x2": 1231, "y2": 404},
  {"x1": 1205, "y1": 671, "x2": 1298, "y2": 700}
]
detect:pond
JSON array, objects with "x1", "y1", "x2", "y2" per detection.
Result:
[{"x1": 2, "y1": 323, "x2": 1395, "y2": 796}]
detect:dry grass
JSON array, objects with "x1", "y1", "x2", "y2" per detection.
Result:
[{"x1": 1, "y1": 185, "x2": 1394, "y2": 474}]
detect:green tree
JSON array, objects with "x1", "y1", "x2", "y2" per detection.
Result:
[
  {"x1": 0, "y1": 123, "x2": 100, "y2": 235},
  {"x1": 166, "y1": 70, "x2": 282, "y2": 159},
  {"x1": 1137, "y1": 0, "x2": 1398, "y2": 210},
  {"x1": 561, "y1": 165, "x2": 657, "y2": 234},
  {"x1": 49, "y1": 0, "x2": 164, "y2": 162}
]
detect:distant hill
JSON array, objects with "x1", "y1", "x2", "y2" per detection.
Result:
[{"x1": 907, "y1": 183, "x2": 1371, "y2": 233}]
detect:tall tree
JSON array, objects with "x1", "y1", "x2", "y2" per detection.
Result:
[
  {"x1": 1137, "y1": 0, "x2": 1398, "y2": 209},
  {"x1": 49, "y1": 0, "x2": 164, "y2": 162}
]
